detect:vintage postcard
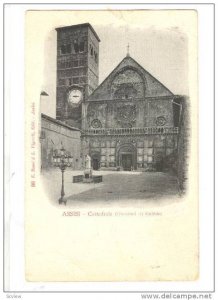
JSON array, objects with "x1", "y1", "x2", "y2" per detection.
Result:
[{"x1": 25, "y1": 10, "x2": 198, "y2": 281}]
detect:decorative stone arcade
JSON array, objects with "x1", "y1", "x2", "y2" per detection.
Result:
[{"x1": 81, "y1": 128, "x2": 179, "y2": 171}]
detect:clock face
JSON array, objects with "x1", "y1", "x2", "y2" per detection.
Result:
[{"x1": 68, "y1": 89, "x2": 83, "y2": 104}]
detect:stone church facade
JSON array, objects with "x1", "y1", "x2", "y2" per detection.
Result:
[
  {"x1": 42, "y1": 22, "x2": 182, "y2": 172},
  {"x1": 81, "y1": 55, "x2": 179, "y2": 171}
]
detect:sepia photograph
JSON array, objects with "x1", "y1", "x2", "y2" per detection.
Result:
[
  {"x1": 24, "y1": 9, "x2": 198, "y2": 282},
  {"x1": 3, "y1": 1, "x2": 216, "y2": 296},
  {"x1": 38, "y1": 16, "x2": 190, "y2": 207}
]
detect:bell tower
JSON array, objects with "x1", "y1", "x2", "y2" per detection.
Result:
[{"x1": 55, "y1": 23, "x2": 100, "y2": 128}]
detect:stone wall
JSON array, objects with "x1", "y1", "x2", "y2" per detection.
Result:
[
  {"x1": 148, "y1": 98, "x2": 174, "y2": 127},
  {"x1": 176, "y1": 96, "x2": 189, "y2": 193},
  {"x1": 80, "y1": 51, "x2": 179, "y2": 172},
  {"x1": 56, "y1": 25, "x2": 89, "y2": 120},
  {"x1": 85, "y1": 97, "x2": 174, "y2": 131},
  {"x1": 82, "y1": 134, "x2": 177, "y2": 171},
  {"x1": 82, "y1": 58, "x2": 177, "y2": 171},
  {"x1": 56, "y1": 23, "x2": 100, "y2": 128},
  {"x1": 41, "y1": 114, "x2": 81, "y2": 170}
]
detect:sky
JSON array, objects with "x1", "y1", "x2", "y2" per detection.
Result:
[{"x1": 26, "y1": 10, "x2": 195, "y2": 118}]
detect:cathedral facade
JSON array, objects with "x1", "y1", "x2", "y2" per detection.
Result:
[{"x1": 54, "y1": 23, "x2": 181, "y2": 172}]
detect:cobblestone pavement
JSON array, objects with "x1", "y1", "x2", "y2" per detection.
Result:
[{"x1": 41, "y1": 169, "x2": 181, "y2": 207}]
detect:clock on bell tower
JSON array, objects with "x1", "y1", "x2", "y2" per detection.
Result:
[
  {"x1": 55, "y1": 23, "x2": 100, "y2": 128},
  {"x1": 68, "y1": 89, "x2": 83, "y2": 105}
]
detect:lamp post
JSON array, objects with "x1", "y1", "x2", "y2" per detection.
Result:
[{"x1": 52, "y1": 145, "x2": 73, "y2": 205}]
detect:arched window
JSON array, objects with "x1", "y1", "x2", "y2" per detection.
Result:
[
  {"x1": 61, "y1": 44, "x2": 71, "y2": 54},
  {"x1": 74, "y1": 40, "x2": 79, "y2": 53},
  {"x1": 60, "y1": 45, "x2": 66, "y2": 54},
  {"x1": 79, "y1": 41, "x2": 85, "y2": 52}
]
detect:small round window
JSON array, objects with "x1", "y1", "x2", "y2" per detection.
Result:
[
  {"x1": 156, "y1": 116, "x2": 166, "y2": 126},
  {"x1": 91, "y1": 119, "x2": 102, "y2": 128}
]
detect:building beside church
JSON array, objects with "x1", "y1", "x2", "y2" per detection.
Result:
[
  {"x1": 42, "y1": 22, "x2": 184, "y2": 173},
  {"x1": 40, "y1": 114, "x2": 81, "y2": 170}
]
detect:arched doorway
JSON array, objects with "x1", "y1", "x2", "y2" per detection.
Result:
[
  {"x1": 91, "y1": 152, "x2": 100, "y2": 170},
  {"x1": 117, "y1": 144, "x2": 137, "y2": 171}
]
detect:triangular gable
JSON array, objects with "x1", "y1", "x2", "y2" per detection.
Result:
[{"x1": 88, "y1": 55, "x2": 173, "y2": 101}]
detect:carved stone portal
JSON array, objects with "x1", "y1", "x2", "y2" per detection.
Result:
[{"x1": 117, "y1": 143, "x2": 137, "y2": 170}]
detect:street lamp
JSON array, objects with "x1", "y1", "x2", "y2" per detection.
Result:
[{"x1": 52, "y1": 144, "x2": 73, "y2": 205}]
